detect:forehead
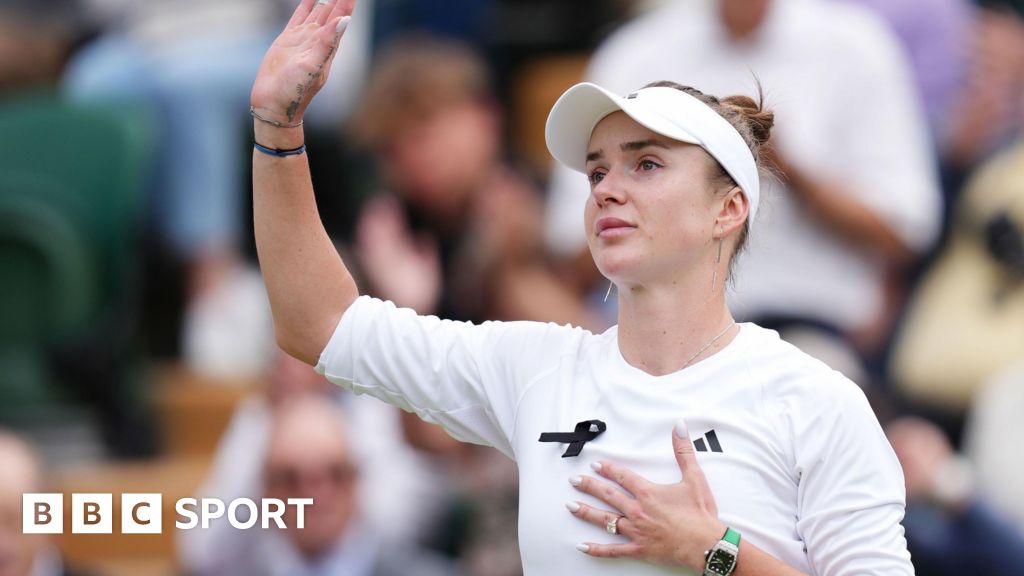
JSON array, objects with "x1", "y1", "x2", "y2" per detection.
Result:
[{"x1": 587, "y1": 111, "x2": 691, "y2": 153}]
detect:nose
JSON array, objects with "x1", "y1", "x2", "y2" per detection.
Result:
[{"x1": 591, "y1": 170, "x2": 627, "y2": 208}]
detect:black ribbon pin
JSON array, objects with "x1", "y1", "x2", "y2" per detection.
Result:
[{"x1": 538, "y1": 419, "x2": 607, "y2": 458}]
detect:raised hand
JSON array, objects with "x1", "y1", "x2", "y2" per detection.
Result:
[
  {"x1": 250, "y1": 0, "x2": 355, "y2": 127},
  {"x1": 356, "y1": 196, "x2": 442, "y2": 315},
  {"x1": 566, "y1": 419, "x2": 726, "y2": 571}
]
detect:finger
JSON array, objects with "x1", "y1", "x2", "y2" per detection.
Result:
[
  {"x1": 328, "y1": 0, "x2": 356, "y2": 22},
  {"x1": 305, "y1": 15, "x2": 348, "y2": 74},
  {"x1": 591, "y1": 461, "x2": 651, "y2": 498},
  {"x1": 577, "y1": 542, "x2": 643, "y2": 559},
  {"x1": 305, "y1": 0, "x2": 336, "y2": 26},
  {"x1": 315, "y1": 0, "x2": 341, "y2": 26},
  {"x1": 671, "y1": 419, "x2": 699, "y2": 477},
  {"x1": 565, "y1": 501, "x2": 631, "y2": 536},
  {"x1": 570, "y1": 475, "x2": 633, "y2": 514},
  {"x1": 287, "y1": 0, "x2": 317, "y2": 28},
  {"x1": 313, "y1": 14, "x2": 351, "y2": 48},
  {"x1": 671, "y1": 421, "x2": 716, "y2": 509}
]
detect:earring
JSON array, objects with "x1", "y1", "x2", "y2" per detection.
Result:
[
  {"x1": 716, "y1": 228, "x2": 724, "y2": 264},
  {"x1": 711, "y1": 225, "x2": 724, "y2": 292},
  {"x1": 604, "y1": 281, "x2": 615, "y2": 303}
]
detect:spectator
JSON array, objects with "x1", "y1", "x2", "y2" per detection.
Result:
[
  {"x1": 0, "y1": 1, "x2": 77, "y2": 93},
  {"x1": 0, "y1": 431, "x2": 86, "y2": 576},
  {"x1": 964, "y1": 362, "x2": 1024, "y2": 533},
  {"x1": 891, "y1": 137, "x2": 1024, "y2": 415},
  {"x1": 887, "y1": 416, "x2": 1024, "y2": 575},
  {"x1": 350, "y1": 34, "x2": 596, "y2": 328},
  {"x1": 251, "y1": 395, "x2": 456, "y2": 576},
  {"x1": 178, "y1": 351, "x2": 455, "y2": 575},
  {"x1": 838, "y1": 0, "x2": 972, "y2": 146},
  {"x1": 544, "y1": 0, "x2": 941, "y2": 370}
]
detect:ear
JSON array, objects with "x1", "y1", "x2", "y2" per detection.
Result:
[{"x1": 714, "y1": 186, "x2": 748, "y2": 238}]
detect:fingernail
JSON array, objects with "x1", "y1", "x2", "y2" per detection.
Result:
[
  {"x1": 576, "y1": 543, "x2": 590, "y2": 553},
  {"x1": 336, "y1": 15, "x2": 351, "y2": 34},
  {"x1": 569, "y1": 476, "x2": 582, "y2": 486},
  {"x1": 675, "y1": 418, "x2": 688, "y2": 439},
  {"x1": 590, "y1": 461, "x2": 603, "y2": 472},
  {"x1": 565, "y1": 501, "x2": 580, "y2": 513}
]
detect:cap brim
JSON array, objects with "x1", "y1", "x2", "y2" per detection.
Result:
[{"x1": 545, "y1": 82, "x2": 702, "y2": 173}]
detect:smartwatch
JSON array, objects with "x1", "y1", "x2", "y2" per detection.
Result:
[{"x1": 703, "y1": 527, "x2": 741, "y2": 576}]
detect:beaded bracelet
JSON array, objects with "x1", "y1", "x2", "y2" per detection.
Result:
[{"x1": 254, "y1": 141, "x2": 307, "y2": 157}]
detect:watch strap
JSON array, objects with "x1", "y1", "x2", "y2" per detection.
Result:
[{"x1": 723, "y1": 527, "x2": 741, "y2": 547}]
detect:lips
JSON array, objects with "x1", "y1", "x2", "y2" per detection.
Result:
[{"x1": 595, "y1": 217, "x2": 636, "y2": 238}]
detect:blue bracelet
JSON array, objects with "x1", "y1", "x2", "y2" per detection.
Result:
[{"x1": 254, "y1": 141, "x2": 307, "y2": 157}]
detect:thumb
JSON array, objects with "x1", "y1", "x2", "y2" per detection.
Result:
[
  {"x1": 672, "y1": 419, "x2": 697, "y2": 477},
  {"x1": 672, "y1": 419, "x2": 718, "y2": 514}
]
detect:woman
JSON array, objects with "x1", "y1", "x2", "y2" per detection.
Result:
[{"x1": 250, "y1": 1, "x2": 913, "y2": 574}]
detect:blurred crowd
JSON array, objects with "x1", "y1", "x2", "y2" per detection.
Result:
[{"x1": 1, "y1": 0, "x2": 1024, "y2": 574}]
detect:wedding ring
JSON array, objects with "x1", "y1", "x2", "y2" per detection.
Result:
[{"x1": 606, "y1": 515, "x2": 624, "y2": 535}]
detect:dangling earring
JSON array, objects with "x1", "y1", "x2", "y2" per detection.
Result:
[
  {"x1": 604, "y1": 281, "x2": 615, "y2": 303},
  {"x1": 711, "y1": 225, "x2": 724, "y2": 292}
]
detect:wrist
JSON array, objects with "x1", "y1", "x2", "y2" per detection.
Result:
[
  {"x1": 677, "y1": 520, "x2": 728, "y2": 572},
  {"x1": 254, "y1": 122, "x2": 305, "y2": 150}
]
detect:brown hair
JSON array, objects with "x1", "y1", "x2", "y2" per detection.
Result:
[
  {"x1": 350, "y1": 35, "x2": 493, "y2": 148},
  {"x1": 642, "y1": 80, "x2": 775, "y2": 266}
]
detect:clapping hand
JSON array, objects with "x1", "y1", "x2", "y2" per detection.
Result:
[
  {"x1": 250, "y1": 0, "x2": 355, "y2": 127},
  {"x1": 567, "y1": 420, "x2": 726, "y2": 571},
  {"x1": 356, "y1": 196, "x2": 442, "y2": 315}
]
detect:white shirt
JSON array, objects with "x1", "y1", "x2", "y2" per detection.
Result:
[
  {"x1": 316, "y1": 296, "x2": 913, "y2": 575},
  {"x1": 544, "y1": 0, "x2": 941, "y2": 331}
]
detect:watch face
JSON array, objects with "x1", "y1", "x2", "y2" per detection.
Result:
[{"x1": 708, "y1": 549, "x2": 736, "y2": 575}]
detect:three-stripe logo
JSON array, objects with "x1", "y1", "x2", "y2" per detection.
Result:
[{"x1": 693, "y1": 429, "x2": 723, "y2": 453}]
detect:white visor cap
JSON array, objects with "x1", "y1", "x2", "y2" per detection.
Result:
[{"x1": 545, "y1": 82, "x2": 760, "y2": 223}]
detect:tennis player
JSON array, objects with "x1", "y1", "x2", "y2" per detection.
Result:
[{"x1": 250, "y1": 1, "x2": 913, "y2": 574}]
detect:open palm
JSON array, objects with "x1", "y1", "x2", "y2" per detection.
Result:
[{"x1": 250, "y1": 0, "x2": 355, "y2": 125}]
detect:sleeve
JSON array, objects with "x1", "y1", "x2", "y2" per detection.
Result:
[
  {"x1": 831, "y1": 7, "x2": 942, "y2": 254},
  {"x1": 315, "y1": 296, "x2": 584, "y2": 459},
  {"x1": 788, "y1": 378, "x2": 914, "y2": 576}
]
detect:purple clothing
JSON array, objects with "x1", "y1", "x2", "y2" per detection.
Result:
[{"x1": 840, "y1": 0, "x2": 972, "y2": 141}]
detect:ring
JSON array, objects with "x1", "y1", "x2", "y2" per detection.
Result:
[{"x1": 606, "y1": 515, "x2": 624, "y2": 535}]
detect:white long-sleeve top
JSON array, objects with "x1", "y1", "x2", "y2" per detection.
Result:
[{"x1": 316, "y1": 296, "x2": 913, "y2": 575}]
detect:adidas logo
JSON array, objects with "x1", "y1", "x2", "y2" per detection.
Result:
[{"x1": 693, "y1": 429, "x2": 723, "y2": 453}]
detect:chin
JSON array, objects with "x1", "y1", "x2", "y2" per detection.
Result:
[{"x1": 592, "y1": 250, "x2": 643, "y2": 286}]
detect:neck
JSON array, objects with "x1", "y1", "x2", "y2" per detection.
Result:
[{"x1": 615, "y1": 263, "x2": 736, "y2": 377}]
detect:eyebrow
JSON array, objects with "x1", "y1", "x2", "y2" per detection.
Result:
[{"x1": 586, "y1": 138, "x2": 672, "y2": 163}]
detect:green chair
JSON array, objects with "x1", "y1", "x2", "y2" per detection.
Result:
[
  {"x1": 0, "y1": 174, "x2": 99, "y2": 412},
  {"x1": 0, "y1": 92, "x2": 154, "y2": 305},
  {"x1": 0, "y1": 93, "x2": 156, "y2": 451}
]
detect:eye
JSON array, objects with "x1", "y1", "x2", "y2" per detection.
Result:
[
  {"x1": 638, "y1": 159, "x2": 662, "y2": 172},
  {"x1": 589, "y1": 170, "x2": 606, "y2": 185}
]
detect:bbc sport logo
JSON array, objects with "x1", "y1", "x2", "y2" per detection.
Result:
[{"x1": 23, "y1": 493, "x2": 313, "y2": 534}]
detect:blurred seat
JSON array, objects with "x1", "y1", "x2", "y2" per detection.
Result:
[
  {"x1": 509, "y1": 54, "x2": 588, "y2": 177},
  {"x1": 0, "y1": 91, "x2": 153, "y2": 304},
  {"x1": 151, "y1": 362, "x2": 259, "y2": 457},
  {"x1": 0, "y1": 91, "x2": 156, "y2": 455},
  {"x1": 0, "y1": 174, "x2": 98, "y2": 414},
  {"x1": 53, "y1": 455, "x2": 212, "y2": 576}
]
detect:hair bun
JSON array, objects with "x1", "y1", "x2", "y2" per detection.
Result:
[{"x1": 720, "y1": 92, "x2": 774, "y2": 148}]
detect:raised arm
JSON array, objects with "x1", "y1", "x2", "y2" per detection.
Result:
[{"x1": 250, "y1": 0, "x2": 358, "y2": 364}]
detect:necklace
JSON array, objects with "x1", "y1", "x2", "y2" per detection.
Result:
[{"x1": 682, "y1": 321, "x2": 737, "y2": 369}]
